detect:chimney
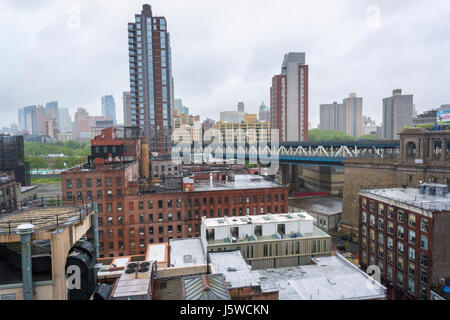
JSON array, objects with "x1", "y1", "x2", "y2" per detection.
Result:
[{"x1": 140, "y1": 136, "x2": 150, "y2": 179}]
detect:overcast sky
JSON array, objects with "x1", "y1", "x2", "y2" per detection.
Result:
[{"x1": 1, "y1": 0, "x2": 449, "y2": 129}]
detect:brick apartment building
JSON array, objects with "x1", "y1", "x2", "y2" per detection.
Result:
[
  {"x1": 62, "y1": 127, "x2": 288, "y2": 257},
  {"x1": 358, "y1": 183, "x2": 450, "y2": 300},
  {"x1": 0, "y1": 171, "x2": 19, "y2": 215}
]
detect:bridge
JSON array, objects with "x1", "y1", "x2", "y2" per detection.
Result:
[{"x1": 173, "y1": 140, "x2": 400, "y2": 166}]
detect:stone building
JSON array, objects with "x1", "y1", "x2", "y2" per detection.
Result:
[{"x1": 341, "y1": 128, "x2": 450, "y2": 237}]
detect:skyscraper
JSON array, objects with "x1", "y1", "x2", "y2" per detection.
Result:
[
  {"x1": 319, "y1": 93, "x2": 363, "y2": 137},
  {"x1": 237, "y1": 102, "x2": 245, "y2": 113},
  {"x1": 174, "y1": 99, "x2": 189, "y2": 115},
  {"x1": 123, "y1": 91, "x2": 132, "y2": 126},
  {"x1": 58, "y1": 108, "x2": 72, "y2": 133},
  {"x1": 128, "y1": 4, "x2": 174, "y2": 155},
  {"x1": 320, "y1": 102, "x2": 344, "y2": 131},
  {"x1": 45, "y1": 101, "x2": 59, "y2": 120},
  {"x1": 101, "y1": 95, "x2": 116, "y2": 124},
  {"x1": 342, "y1": 93, "x2": 363, "y2": 137},
  {"x1": 259, "y1": 102, "x2": 270, "y2": 122},
  {"x1": 382, "y1": 89, "x2": 414, "y2": 140},
  {"x1": 270, "y1": 52, "x2": 309, "y2": 142}
]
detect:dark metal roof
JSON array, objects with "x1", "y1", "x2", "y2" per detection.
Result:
[{"x1": 181, "y1": 274, "x2": 231, "y2": 300}]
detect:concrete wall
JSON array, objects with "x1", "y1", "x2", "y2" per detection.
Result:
[
  {"x1": 0, "y1": 281, "x2": 53, "y2": 300},
  {"x1": 156, "y1": 265, "x2": 208, "y2": 279}
]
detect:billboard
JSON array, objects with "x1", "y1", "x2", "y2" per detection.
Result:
[{"x1": 437, "y1": 107, "x2": 450, "y2": 126}]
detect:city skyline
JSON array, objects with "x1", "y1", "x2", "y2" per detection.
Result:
[{"x1": 1, "y1": 0, "x2": 450, "y2": 130}]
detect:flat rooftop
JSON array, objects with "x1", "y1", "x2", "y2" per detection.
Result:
[
  {"x1": 209, "y1": 251, "x2": 386, "y2": 300},
  {"x1": 360, "y1": 187, "x2": 450, "y2": 212},
  {"x1": 0, "y1": 204, "x2": 91, "y2": 235},
  {"x1": 169, "y1": 238, "x2": 207, "y2": 268},
  {"x1": 203, "y1": 212, "x2": 314, "y2": 228},
  {"x1": 191, "y1": 174, "x2": 285, "y2": 192},
  {"x1": 289, "y1": 197, "x2": 342, "y2": 216},
  {"x1": 208, "y1": 251, "x2": 260, "y2": 289}
]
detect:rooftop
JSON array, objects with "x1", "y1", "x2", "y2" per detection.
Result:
[
  {"x1": 360, "y1": 186, "x2": 450, "y2": 212},
  {"x1": 209, "y1": 251, "x2": 386, "y2": 300},
  {"x1": 181, "y1": 274, "x2": 231, "y2": 300},
  {"x1": 169, "y1": 238, "x2": 207, "y2": 268},
  {"x1": 289, "y1": 197, "x2": 342, "y2": 216},
  {"x1": 203, "y1": 212, "x2": 314, "y2": 228},
  {"x1": 190, "y1": 174, "x2": 285, "y2": 192},
  {"x1": 0, "y1": 203, "x2": 92, "y2": 235},
  {"x1": 208, "y1": 251, "x2": 260, "y2": 289}
]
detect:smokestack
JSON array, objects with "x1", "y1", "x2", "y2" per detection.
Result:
[
  {"x1": 140, "y1": 136, "x2": 150, "y2": 179},
  {"x1": 17, "y1": 223, "x2": 35, "y2": 300}
]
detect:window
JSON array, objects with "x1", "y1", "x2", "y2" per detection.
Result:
[
  {"x1": 378, "y1": 246, "x2": 384, "y2": 258},
  {"x1": 148, "y1": 201, "x2": 153, "y2": 209},
  {"x1": 369, "y1": 200, "x2": 375, "y2": 212},
  {"x1": 408, "y1": 261, "x2": 415, "y2": 276},
  {"x1": 420, "y1": 235, "x2": 428, "y2": 250},
  {"x1": 408, "y1": 247, "x2": 415, "y2": 260},
  {"x1": 149, "y1": 227, "x2": 154, "y2": 235},
  {"x1": 139, "y1": 201, "x2": 144, "y2": 210},
  {"x1": 397, "y1": 210, "x2": 404, "y2": 223},
  {"x1": 66, "y1": 180, "x2": 72, "y2": 188},
  {"x1": 387, "y1": 206, "x2": 394, "y2": 219},
  {"x1": 362, "y1": 198, "x2": 367, "y2": 209},
  {"x1": 408, "y1": 213, "x2": 416, "y2": 228},
  {"x1": 361, "y1": 225, "x2": 367, "y2": 237},
  {"x1": 408, "y1": 230, "x2": 416, "y2": 244},
  {"x1": 378, "y1": 203, "x2": 384, "y2": 215},
  {"x1": 397, "y1": 241, "x2": 404, "y2": 254},
  {"x1": 87, "y1": 179, "x2": 92, "y2": 187},
  {"x1": 387, "y1": 251, "x2": 393, "y2": 264},
  {"x1": 420, "y1": 253, "x2": 429, "y2": 268},
  {"x1": 158, "y1": 227, "x2": 163, "y2": 235},
  {"x1": 106, "y1": 178, "x2": 112, "y2": 186},
  {"x1": 420, "y1": 218, "x2": 428, "y2": 233},
  {"x1": 387, "y1": 237, "x2": 393, "y2": 249},
  {"x1": 76, "y1": 179, "x2": 82, "y2": 188},
  {"x1": 67, "y1": 192, "x2": 72, "y2": 200},
  {"x1": 387, "y1": 266, "x2": 393, "y2": 281},
  {"x1": 420, "y1": 270, "x2": 428, "y2": 284},
  {"x1": 407, "y1": 278, "x2": 415, "y2": 295},
  {"x1": 397, "y1": 225, "x2": 404, "y2": 239},
  {"x1": 378, "y1": 233, "x2": 384, "y2": 245},
  {"x1": 397, "y1": 256, "x2": 404, "y2": 270},
  {"x1": 369, "y1": 214, "x2": 375, "y2": 226},
  {"x1": 378, "y1": 218, "x2": 384, "y2": 230},
  {"x1": 158, "y1": 200, "x2": 163, "y2": 209},
  {"x1": 397, "y1": 272, "x2": 404, "y2": 287},
  {"x1": 387, "y1": 221, "x2": 394, "y2": 234},
  {"x1": 116, "y1": 177, "x2": 122, "y2": 186},
  {"x1": 107, "y1": 216, "x2": 113, "y2": 226},
  {"x1": 369, "y1": 229, "x2": 375, "y2": 241},
  {"x1": 118, "y1": 216, "x2": 123, "y2": 225},
  {"x1": 97, "y1": 179, "x2": 102, "y2": 187},
  {"x1": 362, "y1": 211, "x2": 367, "y2": 223}
]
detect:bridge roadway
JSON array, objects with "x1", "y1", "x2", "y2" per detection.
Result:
[{"x1": 172, "y1": 140, "x2": 400, "y2": 166}]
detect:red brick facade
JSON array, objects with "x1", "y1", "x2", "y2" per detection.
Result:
[
  {"x1": 62, "y1": 169, "x2": 288, "y2": 258},
  {"x1": 357, "y1": 195, "x2": 448, "y2": 300}
]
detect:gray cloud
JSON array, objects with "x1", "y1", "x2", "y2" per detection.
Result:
[{"x1": 0, "y1": 0, "x2": 449, "y2": 129}]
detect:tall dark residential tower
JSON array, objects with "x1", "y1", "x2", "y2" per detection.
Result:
[
  {"x1": 101, "y1": 95, "x2": 116, "y2": 124},
  {"x1": 270, "y1": 52, "x2": 309, "y2": 142},
  {"x1": 128, "y1": 4, "x2": 174, "y2": 155},
  {"x1": 123, "y1": 91, "x2": 132, "y2": 126}
]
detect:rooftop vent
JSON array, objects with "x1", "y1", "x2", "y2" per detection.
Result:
[{"x1": 183, "y1": 255, "x2": 193, "y2": 263}]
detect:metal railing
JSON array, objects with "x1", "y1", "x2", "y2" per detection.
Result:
[{"x1": 0, "y1": 197, "x2": 94, "y2": 235}]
